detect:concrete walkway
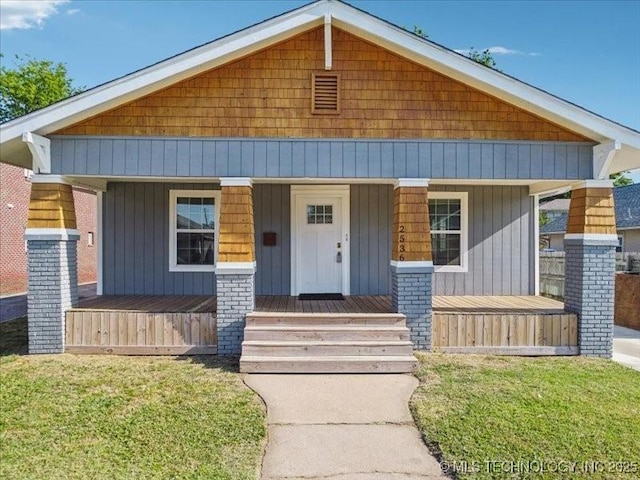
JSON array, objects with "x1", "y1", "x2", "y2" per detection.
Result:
[
  {"x1": 613, "y1": 325, "x2": 640, "y2": 371},
  {"x1": 245, "y1": 374, "x2": 445, "y2": 480}
]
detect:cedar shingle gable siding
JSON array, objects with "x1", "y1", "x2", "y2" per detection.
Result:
[{"x1": 56, "y1": 27, "x2": 588, "y2": 142}]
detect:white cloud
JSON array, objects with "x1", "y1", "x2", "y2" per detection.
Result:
[
  {"x1": 0, "y1": 0, "x2": 69, "y2": 30},
  {"x1": 455, "y1": 46, "x2": 541, "y2": 57},
  {"x1": 67, "y1": 8, "x2": 80, "y2": 16}
]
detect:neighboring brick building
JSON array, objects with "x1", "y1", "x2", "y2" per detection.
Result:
[{"x1": 0, "y1": 162, "x2": 97, "y2": 296}]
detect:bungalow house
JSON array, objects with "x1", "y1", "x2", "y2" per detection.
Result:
[
  {"x1": 540, "y1": 183, "x2": 640, "y2": 252},
  {"x1": 1, "y1": 0, "x2": 639, "y2": 372}
]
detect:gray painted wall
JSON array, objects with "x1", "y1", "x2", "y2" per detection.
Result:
[
  {"x1": 252, "y1": 184, "x2": 392, "y2": 295},
  {"x1": 430, "y1": 185, "x2": 533, "y2": 295},
  {"x1": 254, "y1": 184, "x2": 291, "y2": 295},
  {"x1": 103, "y1": 182, "x2": 218, "y2": 295},
  {"x1": 350, "y1": 184, "x2": 393, "y2": 295},
  {"x1": 102, "y1": 182, "x2": 533, "y2": 296},
  {"x1": 52, "y1": 136, "x2": 594, "y2": 180}
]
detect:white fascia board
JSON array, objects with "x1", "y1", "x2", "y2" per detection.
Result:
[
  {"x1": 0, "y1": 4, "x2": 326, "y2": 145},
  {"x1": 329, "y1": 5, "x2": 640, "y2": 149}
]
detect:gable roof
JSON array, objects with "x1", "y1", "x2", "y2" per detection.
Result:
[
  {"x1": 1, "y1": 0, "x2": 639, "y2": 172},
  {"x1": 540, "y1": 183, "x2": 640, "y2": 234}
]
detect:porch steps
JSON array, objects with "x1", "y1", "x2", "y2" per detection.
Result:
[{"x1": 240, "y1": 313, "x2": 417, "y2": 373}]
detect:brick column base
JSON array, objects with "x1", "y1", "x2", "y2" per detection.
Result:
[
  {"x1": 564, "y1": 237, "x2": 617, "y2": 358},
  {"x1": 216, "y1": 270, "x2": 255, "y2": 355},
  {"x1": 391, "y1": 263, "x2": 433, "y2": 350},
  {"x1": 25, "y1": 231, "x2": 79, "y2": 354}
]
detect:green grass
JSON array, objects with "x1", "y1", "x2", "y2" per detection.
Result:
[
  {"x1": 0, "y1": 318, "x2": 266, "y2": 480},
  {"x1": 411, "y1": 353, "x2": 640, "y2": 479}
]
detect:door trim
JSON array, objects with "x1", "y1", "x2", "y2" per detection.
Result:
[{"x1": 290, "y1": 185, "x2": 350, "y2": 296}]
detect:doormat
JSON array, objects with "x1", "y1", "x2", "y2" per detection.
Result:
[{"x1": 298, "y1": 293, "x2": 345, "y2": 301}]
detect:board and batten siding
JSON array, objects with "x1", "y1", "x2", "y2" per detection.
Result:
[
  {"x1": 350, "y1": 184, "x2": 393, "y2": 295},
  {"x1": 430, "y1": 185, "x2": 534, "y2": 295},
  {"x1": 349, "y1": 184, "x2": 533, "y2": 296},
  {"x1": 51, "y1": 137, "x2": 594, "y2": 180},
  {"x1": 254, "y1": 184, "x2": 291, "y2": 295},
  {"x1": 102, "y1": 183, "x2": 532, "y2": 296},
  {"x1": 252, "y1": 184, "x2": 392, "y2": 295},
  {"x1": 102, "y1": 182, "x2": 219, "y2": 295}
]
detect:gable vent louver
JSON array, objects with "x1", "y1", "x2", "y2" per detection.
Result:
[{"x1": 312, "y1": 73, "x2": 339, "y2": 114}]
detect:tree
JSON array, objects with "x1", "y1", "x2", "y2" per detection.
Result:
[
  {"x1": 466, "y1": 47, "x2": 497, "y2": 69},
  {"x1": 611, "y1": 172, "x2": 632, "y2": 187},
  {"x1": 539, "y1": 211, "x2": 550, "y2": 227},
  {"x1": 405, "y1": 26, "x2": 498, "y2": 69},
  {"x1": 412, "y1": 25, "x2": 428, "y2": 39},
  {"x1": 0, "y1": 54, "x2": 82, "y2": 123}
]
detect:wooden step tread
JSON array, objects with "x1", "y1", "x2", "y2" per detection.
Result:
[
  {"x1": 242, "y1": 340, "x2": 413, "y2": 346},
  {"x1": 247, "y1": 317, "x2": 406, "y2": 326},
  {"x1": 241, "y1": 355, "x2": 417, "y2": 362},
  {"x1": 248, "y1": 312, "x2": 405, "y2": 319},
  {"x1": 244, "y1": 325, "x2": 409, "y2": 331}
]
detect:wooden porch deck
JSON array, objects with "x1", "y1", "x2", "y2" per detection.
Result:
[
  {"x1": 71, "y1": 294, "x2": 565, "y2": 314},
  {"x1": 66, "y1": 295, "x2": 576, "y2": 356}
]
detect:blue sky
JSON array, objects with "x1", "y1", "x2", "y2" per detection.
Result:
[{"x1": 1, "y1": 0, "x2": 639, "y2": 179}]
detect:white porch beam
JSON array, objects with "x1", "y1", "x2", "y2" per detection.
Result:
[
  {"x1": 528, "y1": 181, "x2": 572, "y2": 197},
  {"x1": 324, "y1": 14, "x2": 332, "y2": 70},
  {"x1": 593, "y1": 140, "x2": 621, "y2": 180},
  {"x1": 22, "y1": 132, "x2": 51, "y2": 174}
]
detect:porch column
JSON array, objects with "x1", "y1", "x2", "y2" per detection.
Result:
[
  {"x1": 391, "y1": 179, "x2": 433, "y2": 350},
  {"x1": 216, "y1": 177, "x2": 255, "y2": 355},
  {"x1": 24, "y1": 176, "x2": 79, "y2": 354},
  {"x1": 563, "y1": 180, "x2": 617, "y2": 358}
]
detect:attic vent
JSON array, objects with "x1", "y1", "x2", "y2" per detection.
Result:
[{"x1": 312, "y1": 73, "x2": 339, "y2": 114}]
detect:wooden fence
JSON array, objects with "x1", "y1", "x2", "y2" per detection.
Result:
[{"x1": 540, "y1": 252, "x2": 640, "y2": 299}]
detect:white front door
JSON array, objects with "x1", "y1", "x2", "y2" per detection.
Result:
[{"x1": 292, "y1": 186, "x2": 349, "y2": 295}]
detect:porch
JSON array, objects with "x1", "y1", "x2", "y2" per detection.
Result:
[{"x1": 64, "y1": 295, "x2": 577, "y2": 357}]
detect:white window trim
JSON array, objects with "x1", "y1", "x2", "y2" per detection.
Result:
[
  {"x1": 169, "y1": 189, "x2": 221, "y2": 272},
  {"x1": 429, "y1": 191, "x2": 468, "y2": 273}
]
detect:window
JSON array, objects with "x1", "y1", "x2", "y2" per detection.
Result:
[
  {"x1": 428, "y1": 192, "x2": 468, "y2": 272},
  {"x1": 307, "y1": 205, "x2": 333, "y2": 224},
  {"x1": 169, "y1": 190, "x2": 220, "y2": 272},
  {"x1": 87, "y1": 231, "x2": 94, "y2": 247},
  {"x1": 616, "y1": 235, "x2": 623, "y2": 253}
]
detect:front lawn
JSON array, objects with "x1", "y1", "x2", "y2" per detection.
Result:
[
  {"x1": 411, "y1": 353, "x2": 640, "y2": 479},
  {"x1": 0, "y1": 318, "x2": 266, "y2": 480}
]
